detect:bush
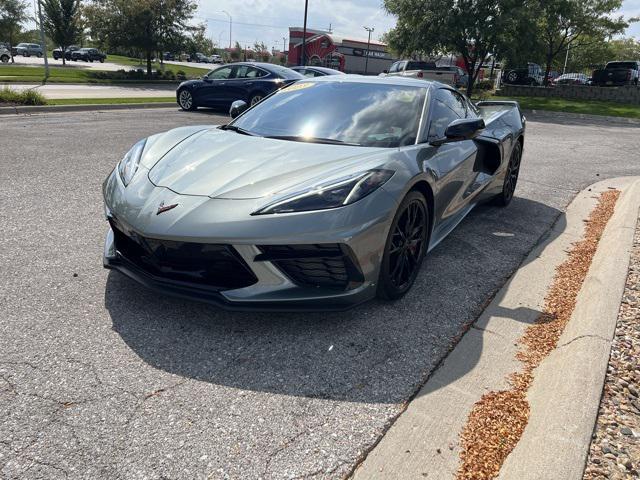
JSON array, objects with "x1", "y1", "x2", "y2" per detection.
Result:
[
  {"x1": 86, "y1": 68, "x2": 180, "y2": 82},
  {"x1": 0, "y1": 86, "x2": 47, "y2": 106},
  {"x1": 474, "y1": 79, "x2": 495, "y2": 91},
  {"x1": 176, "y1": 70, "x2": 186, "y2": 81}
]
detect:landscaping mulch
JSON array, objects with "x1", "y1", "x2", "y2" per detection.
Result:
[
  {"x1": 457, "y1": 190, "x2": 621, "y2": 480},
  {"x1": 583, "y1": 216, "x2": 640, "y2": 480}
]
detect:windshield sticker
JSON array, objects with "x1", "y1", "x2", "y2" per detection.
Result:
[{"x1": 282, "y1": 82, "x2": 314, "y2": 93}]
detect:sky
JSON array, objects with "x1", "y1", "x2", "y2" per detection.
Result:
[{"x1": 195, "y1": 0, "x2": 640, "y2": 51}]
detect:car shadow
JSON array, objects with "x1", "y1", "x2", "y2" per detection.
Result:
[{"x1": 105, "y1": 196, "x2": 564, "y2": 404}]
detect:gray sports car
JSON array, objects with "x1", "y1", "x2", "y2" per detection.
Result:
[{"x1": 103, "y1": 76, "x2": 525, "y2": 310}]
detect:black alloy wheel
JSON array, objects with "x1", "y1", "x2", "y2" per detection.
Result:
[
  {"x1": 377, "y1": 191, "x2": 430, "y2": 300},
  {"x1": 496, "y1": 141, "x2": 522, "y2": 207}
]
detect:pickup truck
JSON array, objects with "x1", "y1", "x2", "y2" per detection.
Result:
[
  {"x1": 381, "y1": 60, "x2": 464, "y2": 87},
  {"x1": 591, "y1": 61, "x2": 640, "y2": 87}
]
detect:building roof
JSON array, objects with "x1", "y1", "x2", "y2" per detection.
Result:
[{"x1": 289, "y1": 27, "x2": 387, "y2": 48}]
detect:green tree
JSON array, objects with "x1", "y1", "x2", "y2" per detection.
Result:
[
  {"x1": 84, "y1": 0, "x2": 197, "y2": 76},
  {"x1": 41, "y1": 0, "x2": 81, "y2": 65},
  {"x1": 384, "y1": 0, "x2": 522, "y2": 95},
  {"x1": 0, "y1": 0, "x2": 30, "y2": 63},
  {"x1": 186, "y1": 23, "x2": 215, "y2": 55},
  {"x1": 532, "y1": 0, "x2": 629, "y2": 85}
]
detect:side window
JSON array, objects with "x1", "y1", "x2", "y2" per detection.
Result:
[
  {"x1": 389, "y1": 62, "x2": 398, "y2": 73},
  {"x1": 428, "y1": 89, "x2": 466, "y2": 140},
  {"x1": 208, "y1": 66, "x2": 233, "y2": 80}
]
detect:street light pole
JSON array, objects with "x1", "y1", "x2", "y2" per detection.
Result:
[
  {"x1": 221, "y1": 10, "x2": 232, "y2": 49},
  {"x1": 282, "y1": 37, "x2": 287, "y2": 54},
  {"x1": 37, "y1": 0, "x2": 49, "y2": 78},
  {"x1": 301, "y1": 0, "x2": 308, "y2": 66},
  {"x1": 363, "y1": 26, "x2": 374, "y2": 75}
]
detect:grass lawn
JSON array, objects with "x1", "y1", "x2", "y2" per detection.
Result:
[
  {"x1": 47, "y1": 97, "x2": 175, "y2": 105},
  {"x1": 492, "y1": 95, "x2": 640, "y2": 119},
  {"x1": 0, "y1": 58, "x2": 207, "y2": 83}
]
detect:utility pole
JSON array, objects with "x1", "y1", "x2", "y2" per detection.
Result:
[
  {"x1": 301, "y1": 0, "x2": 308, "y2": 66},
  {"x1": 282, "y1": 37, "x2": 287, "y2": 54},
  {"x1": 363, "y1": 26, "x2": 374, "y2": 75},
  {"x1": 221, "y1": 10, "x2": 232, "y2": 49},
  {"x1": 563, "y1": 45, "x2": 570, "y2": 74},
  {"x1": 37, "y1": 0, "x2": 49, "y2": 78}
]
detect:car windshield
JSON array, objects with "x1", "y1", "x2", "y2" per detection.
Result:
[{"x1": 231, "y1": 81, "x2": 426, "y2": 148}]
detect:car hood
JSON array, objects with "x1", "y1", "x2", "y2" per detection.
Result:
[{"x1": 146, "y1": 127, "x2": 386, "y2": 199}]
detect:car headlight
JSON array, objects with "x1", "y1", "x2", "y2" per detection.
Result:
[
  {"x1": 253, "y1": 169, "x2": 394, "y2": 215},
  {"x1": 117, "y1": 138, "x2": 147, "y2": 186}
]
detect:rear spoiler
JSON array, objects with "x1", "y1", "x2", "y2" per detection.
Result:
[
  {"x1": 475, "y1": 100, "x2": 525, "y2": 127},
  {"x1": 476, "y1": 100, "x2": 523, "y2": 117}
]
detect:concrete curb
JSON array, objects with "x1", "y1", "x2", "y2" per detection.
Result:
[
  {"x1": 523, "y1": 109, "x2": 640, "y2": 125},
  {"x1": 0, "y1": 102, "x2": 177, "y2": 115},
  {"x1": 351, "y1": 177, "x2": 640, "y2": 480},
  {"x1": 498, "y1": 178, "x2": 640, "y2": 479}
]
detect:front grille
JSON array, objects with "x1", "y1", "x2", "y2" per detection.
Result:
[
  {"x1": 109, "y1": 219, "x2": 257, "y2": 290},
  {"x1": 257, "y1": 244, "x2": 363, "y2": 290}
]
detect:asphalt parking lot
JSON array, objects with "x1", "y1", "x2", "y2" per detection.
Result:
[{"x1": 1, "y1": 108, "x2": 638, "y2": 479}]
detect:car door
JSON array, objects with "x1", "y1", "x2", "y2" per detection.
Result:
[
  {"x1": 424, "y1": 88, "x2": 480, "y2": 237},
  {"x1": 195, "y1": 65, "x2": 236, "y2": 106},
  {"x1": 228, "y1": 65, "x2": 269, "y2": 105}
]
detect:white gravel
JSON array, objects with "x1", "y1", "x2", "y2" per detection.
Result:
[{"x1": 583, "y1": 216, "x2": 640, "y2": 479}]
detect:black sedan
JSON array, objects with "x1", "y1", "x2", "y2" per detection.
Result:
[
  {"x1": 290, "y1": 65, "x2": 345, "y2": 77},
  {"x1": 176, "y1": 62, "x2": 303, "y2": 111},
  {"x1": 52, "y1": 45, "x2": 80, "y2": 60},
  {"x1": 71, "y1": 48, "x2": 107, "y2": 63}
]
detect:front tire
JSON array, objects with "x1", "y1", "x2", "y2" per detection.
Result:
[
  {"x1": 178, "y1": 89, "x2": 196, "y2": 111},
  {"x1": 377, "y1": 191, "x2": 430, "y2": 300},
  {"x1": 495, "y1": 141, "x2": 523, "y2": 207},
  {"x1": 249, "y1": 93, "x2": 264, "y2": 106}
]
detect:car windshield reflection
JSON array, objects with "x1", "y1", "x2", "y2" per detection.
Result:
[{"x1": 231, "y1": 81, "x2": 426, "y2": 148}]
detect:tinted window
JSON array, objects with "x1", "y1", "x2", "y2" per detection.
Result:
[
  {"x1": 232, "y1": 81, "x2": 426, "y2": 148},
  {"x1": 606, "y1": 62, "x2": 638, "y2": 69},
  {"x1": 208, "y1": 66, "x2": 233, "y2": 79},
  {"x1": 236, "y1": 65, "x2": 265, "y2": 78},
  {"x1": 389, "y1": 62, "x2": 399, "y2": 73},
  {"x1": 407, "y1": 61, "x2": 436, "y2": 70},
  {"x1": 428, "y1": 89, "x2": 467, "y2": 140}
]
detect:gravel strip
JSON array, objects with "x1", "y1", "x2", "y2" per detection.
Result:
[
  {"x1": 583, "y1": 215, "x2": 640, "y2": 480},
  {"x1": 457, "y1": 190, "x2": 621, "y2": 480}
]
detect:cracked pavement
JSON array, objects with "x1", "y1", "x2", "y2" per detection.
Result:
[{"x1": 1, "y1": 108, "x2": 638, "y2": 479}]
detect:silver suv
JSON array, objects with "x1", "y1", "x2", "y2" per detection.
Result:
[{"x1": 15, "y1": 43, "x2": 43, "y2": 57}]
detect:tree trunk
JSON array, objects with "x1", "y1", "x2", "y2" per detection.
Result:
[
  {"x1": 543, "y1": 55, "x2": 553, "y2": 86},
  {"x1": 146, "y1": 51, "x2": 152, "y2": 77},
  {"x1": 62, "y1": 48, "x2": 66, "y2": 66}
]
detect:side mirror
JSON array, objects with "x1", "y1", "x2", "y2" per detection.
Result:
[
  {"x1": 229, "y1": 100, "x2": 248, "y2": 118},
  {"x1": 202, "y1": 75, "x2": 212, "y2": 82},
  {"x1": 383, "y1": 69, "x2": 389, "y2": 74},
  {"x1": 432, "y1": 118, "x2": 485, "y2": 145}
]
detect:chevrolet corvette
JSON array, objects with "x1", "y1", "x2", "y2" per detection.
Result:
[{"x1": 103, "y1": 76, "x2": 525, "y2": 310}]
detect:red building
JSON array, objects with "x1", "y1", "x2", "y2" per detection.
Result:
[{"x1": 287, "y1": 27, "x2": 396, "y2": 75}]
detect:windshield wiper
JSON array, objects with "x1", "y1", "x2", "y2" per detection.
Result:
[
  {"x1": 219, "y1": 124, "x2": 257, "y2": 136},
  {"x1": 264, "y1": 135, "x2": 361, "y2": 146}
]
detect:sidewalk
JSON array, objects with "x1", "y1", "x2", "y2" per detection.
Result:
[{"x1": 351, "y1": 177, "x2": 640, "y2": 480}]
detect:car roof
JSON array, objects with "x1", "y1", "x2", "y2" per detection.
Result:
[
  {"x1": 292, "y1": 66, "x2": 344, "y2": 74},
  {"x1": 302, "y1": 74, "x2": 443, "y2": 89}
]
